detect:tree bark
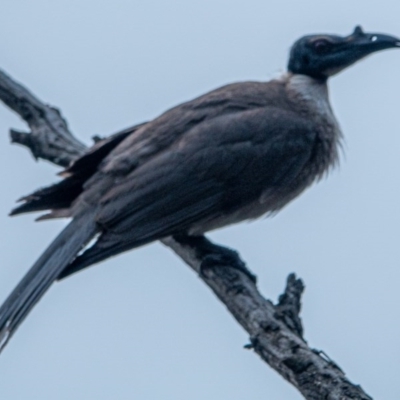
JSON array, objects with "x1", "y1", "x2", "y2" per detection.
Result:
[{"x1": 0, "y1": 67, "x2": 373, "y2": 400}]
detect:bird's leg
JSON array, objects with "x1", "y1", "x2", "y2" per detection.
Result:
[{"x1": 172, "y1": 234, "x2": 257, "y2": 283}]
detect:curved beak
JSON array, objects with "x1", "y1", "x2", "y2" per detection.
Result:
[{"x1": 345, "y1": 26, "x2": 400, "y2": 56}]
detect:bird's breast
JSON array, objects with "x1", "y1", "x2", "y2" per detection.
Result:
[
  {"x1": 286, "y1": 73, "x2": 342, "y2": 176},
  {"x1": 254, "y1": 75, "x2": 342, "y2": 213}
]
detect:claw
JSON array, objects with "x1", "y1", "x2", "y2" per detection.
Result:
[{"x1": 199, "y1": 251, "x2": 257, "y2": 284}]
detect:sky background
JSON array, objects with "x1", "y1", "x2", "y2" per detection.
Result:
[{"x1": 0, "y1": 1, "x2": 399, "y2": 399}]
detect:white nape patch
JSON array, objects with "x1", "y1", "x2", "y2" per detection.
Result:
[
  {"x1": 287, "y1": 74, "x2": 334, "y2": 118},
  {"x1": 286, "y1": 73, "x2": 342, "y2": 140},
  {"x1": 78, "y1": 232, "x2": 101, "y2": 256}
]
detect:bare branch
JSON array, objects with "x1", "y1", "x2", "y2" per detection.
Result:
[
  {"x1": 0, "y1": 68, "x2": 373, "y2": 400},
  {"x1": 0, "y1": 69, "x2": 86, "y2": 166},
  {"x1": 164, "y1": 237, "x2": 371, "y2": 400},
  {"x1": 275, "y1": 273, "x2": 304, "y2": 337}
]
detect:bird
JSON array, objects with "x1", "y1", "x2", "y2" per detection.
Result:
[{"x1": 0, "y1": 26, "x2": 398, "y2": 353}]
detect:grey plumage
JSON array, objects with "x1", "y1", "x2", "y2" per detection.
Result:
[
  {"x1": 0, "y1": 211, "x2": 98, "y2": 350},
  {"x1": 56, "y1": 77, "x2": 339, "y2": 274},
  {"x1": 1, "y1": 26, "x2": 399, "y2": 353}
]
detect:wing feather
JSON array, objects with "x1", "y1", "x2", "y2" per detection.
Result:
[
  {"x1": 67, "y1": 108, "x2": 316, "y2": 275},
  {"x1": 95, "y1": 108, "x2": 315, "y2": 228}
]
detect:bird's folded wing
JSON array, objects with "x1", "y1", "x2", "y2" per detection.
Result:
[
  {"x1": 62, "y1": 107, "x2": 316, "y2": 276},
  {"x1": 95, "y1": 107, "x2": 315, "y2": 237}
]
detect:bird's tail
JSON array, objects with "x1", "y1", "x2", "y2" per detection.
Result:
[{"x1": 0, "y1": 212, "x2": 98, "y2": 353}]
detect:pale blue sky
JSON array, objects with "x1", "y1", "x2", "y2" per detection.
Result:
[{"x1": 0, "y1": 1, "x2": 399, "y2": 399}]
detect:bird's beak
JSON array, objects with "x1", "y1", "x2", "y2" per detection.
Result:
[{"x1": 345, "y1": 26, "x2": 400, "y2": 56}]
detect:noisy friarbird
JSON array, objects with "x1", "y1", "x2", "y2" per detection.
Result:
[{"x1": 0, "y1": 26, "x2": 399, "y2": 352}]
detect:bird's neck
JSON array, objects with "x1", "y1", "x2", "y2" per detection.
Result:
[
  {"x1": 283, "y1": 73, "x2": 342, "y2": 173},
  {"x1": 284, "y1": 73, "x2": 332, "y2": 117}
]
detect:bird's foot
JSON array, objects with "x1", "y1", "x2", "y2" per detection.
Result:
[
  {"x1": 173, "y1": 234, "x2": 257, "y2": 283},
  {"x1": 200, "y1": 248, "x2": 257, "y2": 283}
]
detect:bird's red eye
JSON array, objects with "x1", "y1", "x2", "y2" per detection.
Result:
[{"x1": 313, "y1": 39, "x2": 331, "y2": 53}]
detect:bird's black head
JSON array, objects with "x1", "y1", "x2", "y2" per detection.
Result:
[{"x1": 288, "y1": 26, "x2": 400, "y2": 80}]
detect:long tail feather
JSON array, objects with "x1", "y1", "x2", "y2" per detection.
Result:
[{"x1": 0, "y1": 212, "x2": 98, "y2": 353}]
